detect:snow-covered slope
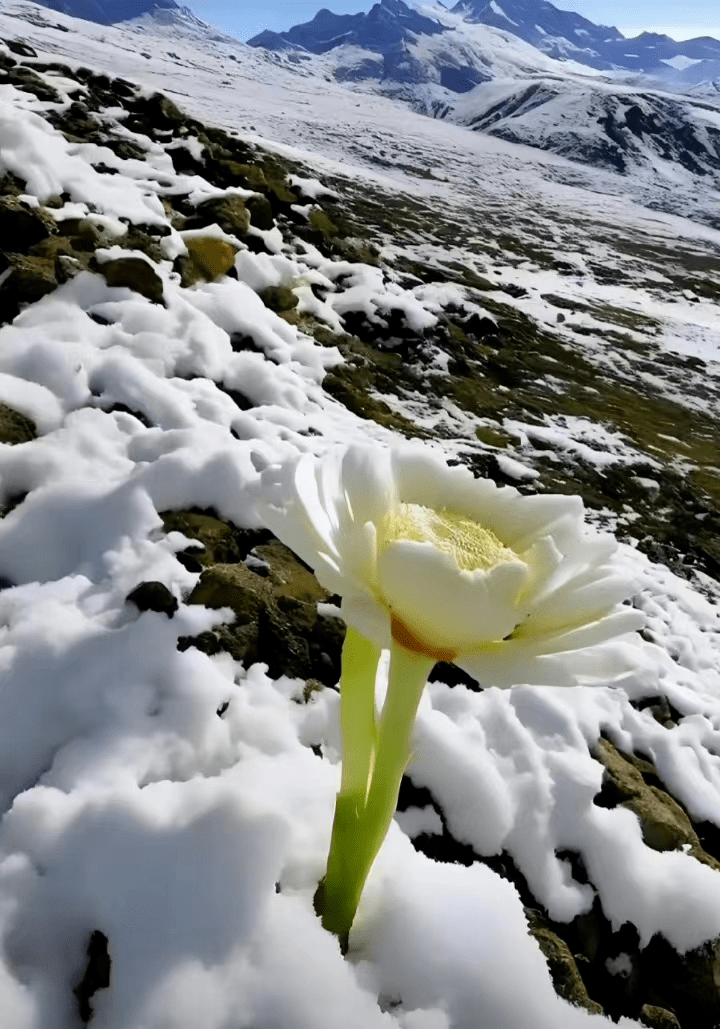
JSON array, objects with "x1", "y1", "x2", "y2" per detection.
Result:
[
  {"x1": 18, "y1": 0, "x2": 233, "y2": 42},
  {"x1": 244, "y1": 0, "x2": 720, "y2": 201},
  {"x1": 450, "y1": 79, "x2": 720, "y2": 201},
  {"x1": 23, "y1": 0, "x2": 183, "y2": 25},
  {"x1": 1, "y1": 3, "x2": 720, "y2": 1029}
]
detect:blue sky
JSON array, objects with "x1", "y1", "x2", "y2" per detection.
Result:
[{"x1": 188, "y1": 1, "x2": 720, "y2": 43}]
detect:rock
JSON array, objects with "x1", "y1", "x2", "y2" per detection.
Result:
[
  {"x1": 642, "y1": 933, "x2": 720, "y2": 1027},
  {"x1": 0, "y1": 173, "x2": 22, "y2": 198},
  {"x1": 0, "y1": 65, "x2": 62, "y2": 103},
  {"x1": 55, "y1": 217, "x2": 103, "y2": 251},
  {"x1": 640, "y1": 1004, "x2": 681, "y2": 1029},
  {"x1": 126, "y1": 582, "x2": 178, "y2": 618},
  {"x1": 30, "y1": 236, "x2": 94, "y2": 284},
  {"x1": 0, "y1": 252, "x2": 58, "y2": 323},
  {"x1": 0, "y1": 403, "x2": 36, "y2": 444},
  {"x1": 461, "y1": 311, "x2": 499, "y2": 340},
  {"x1": 73, "y1": 930, "x2": 111, "y2": 1025},
  {"x1": 208, "y1": 158, "x2": 267, "y2": 191},
  {"x1": 260, "y1": 285, "x2": 299, "y2": 313},
  {"x1": 161, "y1": 509, "x2": 261, "y2": 568},
  {"x1": 166, "y1": 141, "x2": 206, "y2": 176},
  {"x1": 176, "y1": 527, "x2": 345, "y2": 685},
  {"x1": 181, "y1": 235, "x2": 239, "y2": 284},
  {"x1": 593, "y1": 739, "x2": 720, "y2": 871},
  {"x1": 126, "y1": 92, "x2": 186, "y2": 134},
  {"x1": 245, "y1": 193, "x2": 275, "y2": 231},
  {"x1": 188, "y1": 195, "x2": 250, "y2": 238},
  {"x1": 96, "y1": 254, "x2": 164, "y2": 303},
  {"x1": 0, "y1": 196, "x2": 55, "y2": 249},
  {"x1": 525, "y1": 909, "x2": 604, "y2": 1016},
  {"x1": 2, "y1": 38, "x2": 37, "y2": 58},
  {"x1": 263, "y1": 161, "x2": 299, "y2": 209},
  {"x1": 48, "y1": 100, "x2": 101, "y2": 141}
]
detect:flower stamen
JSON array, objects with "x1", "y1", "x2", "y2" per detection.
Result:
[{"x1": 380, "y1": 503, "x2": 522, "y2": 573}]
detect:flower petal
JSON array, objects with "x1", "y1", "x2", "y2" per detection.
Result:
[
  {"x1": 523, "y1": 573, "x2": 642, "y2": 637},
  {"x1": 376, "y1": 539, "x2": 530, "y2": 652},
  {"x1": 341, "y1": 588, "x2": 392, "y2": 651},
  {"x1": 340, "y1": 445, "x2": 396, "y2": 528},
  {"x1": 458, "y1": 619, "x2": 646, "y2": 690}
]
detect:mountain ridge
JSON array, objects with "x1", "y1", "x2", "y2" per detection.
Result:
[
  {"x1": 248, "y1": 0, "x2": 720, "y2": 77},
  {"x1": 28, "y1": 0, "x2": 183, "y2": 26}
]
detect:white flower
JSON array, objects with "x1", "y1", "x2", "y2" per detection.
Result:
[{"x1": 259, "y1": 443, "x2": 644, "y2": 688}]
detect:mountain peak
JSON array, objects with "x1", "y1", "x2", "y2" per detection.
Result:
[
  {"x1": 247, "y1": 0, "x2": 720, "y2": 80},
  {"x1": 30, "y1": 0, "x2": 185, "y2": 27},
  {"x1": 248, "y1": 0, "x2": 445, "y2": 55}
]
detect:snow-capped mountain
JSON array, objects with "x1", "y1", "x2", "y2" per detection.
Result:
[
  {"x1": 245, "y1": 0, "x2": 720, "y2": 203},
  {"x1": 451, "y1": 0, "x2": 720, "y2": 73},
  {"x1": 27, "y1": 0, "x2": 183, "y2": 24},
  {"x1": 249, "y1": 0, "x2": 598, "y2": 99},
  {"x1": 249, "y1": 0, "x2": 445, "y2": 55},
  {"x1": 249, "y1": 0, "x2": 720, "y2": 81},
  {"x1": 25, "y1": 0, "x2": 245, "y2": 46},
  {"x1": 451, "y1": 81, "x2": 720, "y2": 204}
]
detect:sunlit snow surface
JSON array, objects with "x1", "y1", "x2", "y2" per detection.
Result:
[{"x1": 0, "y1": 3, "x2": 719, "y2": 1028}]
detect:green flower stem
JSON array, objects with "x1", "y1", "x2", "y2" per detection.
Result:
[
  {"x1": 337, "y1": 627, "x2": 380, "y2": 800},
  {"x1": 320, "y1": 635, "x2": 434, "y2": 939}
]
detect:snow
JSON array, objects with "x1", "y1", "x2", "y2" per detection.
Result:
[
  {"x1": 660, "y1": 55, "x2": 704, "y2": 71},
  {"x1": 0, "y1": 5, "x2": 718, "y2": 1029},
  {"x1": 489, "y1": 2, "x2": 518, "y2": 28}
]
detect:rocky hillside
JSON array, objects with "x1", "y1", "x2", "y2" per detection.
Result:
[
  {"x1": 1, "y1": 24, "x2": 720, "y2": 1029},
  {"x1": 451, "y1": 80, "x2": 720, "y2": 194}
]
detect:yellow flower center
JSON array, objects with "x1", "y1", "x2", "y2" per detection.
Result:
[{"x1": 379, "y1": 503, "x2": 521, "y2": 573}]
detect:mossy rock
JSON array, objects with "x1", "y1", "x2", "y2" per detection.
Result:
[
  {"x1": 47, "y1": 100, "x2": 101, "y2": 141},
  {"x1": 0, "y1": 404, "x2": 36, "y2": 444},
  {"x1": 0, "y1": 253, "x2": 58, "y2": 323},
  {"x1": 309, "y1": 209, "x2": 340, "y2": 238},
  {"x1": 95, "y1": 254, "x2": 164, "y2": 303},
  {"x1": 640, "y1": 1005, "x2": 681, "y2": 1029},
  {"x1": 54, "y1": 217, "x2": 103, "y2": 251},
  {"x1": 474, "y1": 424, "x2": 515, "y2": 449},
  {"x1": 182, "y1": 236, "x2": 238, "y2": 284},
  {"x1": 125, "y1": 92, "x2": 186, "y2": 133},
  {"x1": 188, "y1": 195, "x2": 250, "y2": 238},
  {"x1": 210, "y1": 159, "x2": 267, "y2": 191},
  {"x1": 0, "y1": 196, "x2": 55, "y2": 250},
  {"x1": 525, "y1": 910, "x2": 603, "y2": 1016},
  {"x1": 0, "y1": 65, "x2": 62, "y2": 102},
  {"x1": 163, "y1": 511, "x2": 342, "y2": 683},
  {"x1": 260, "y1": 285, "x2": 298, "y2": 313},
  {"x1": 28, "y1": 236, "x2": 94, "y2": 282},
  {"x1": 594, "y1": 739, "x2": 720, "y2": 871},
  {"x1": 161, "y1": 509, "x2": 259, "y2": 568},
  {"x1": 183, "y1": 537, "x2": 344, "y2": 684},
  {"x1": 245, "y1": 193, "x2": 275, "y2": 231}
]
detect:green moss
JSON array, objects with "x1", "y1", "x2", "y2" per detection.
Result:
[{"x1": 309, "y1": 209, "x2": 340, "y2": 238}]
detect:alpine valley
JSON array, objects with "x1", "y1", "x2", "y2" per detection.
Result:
[{"x1": 0, "y1": 1, "x2": 720, "y2": 1028}]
